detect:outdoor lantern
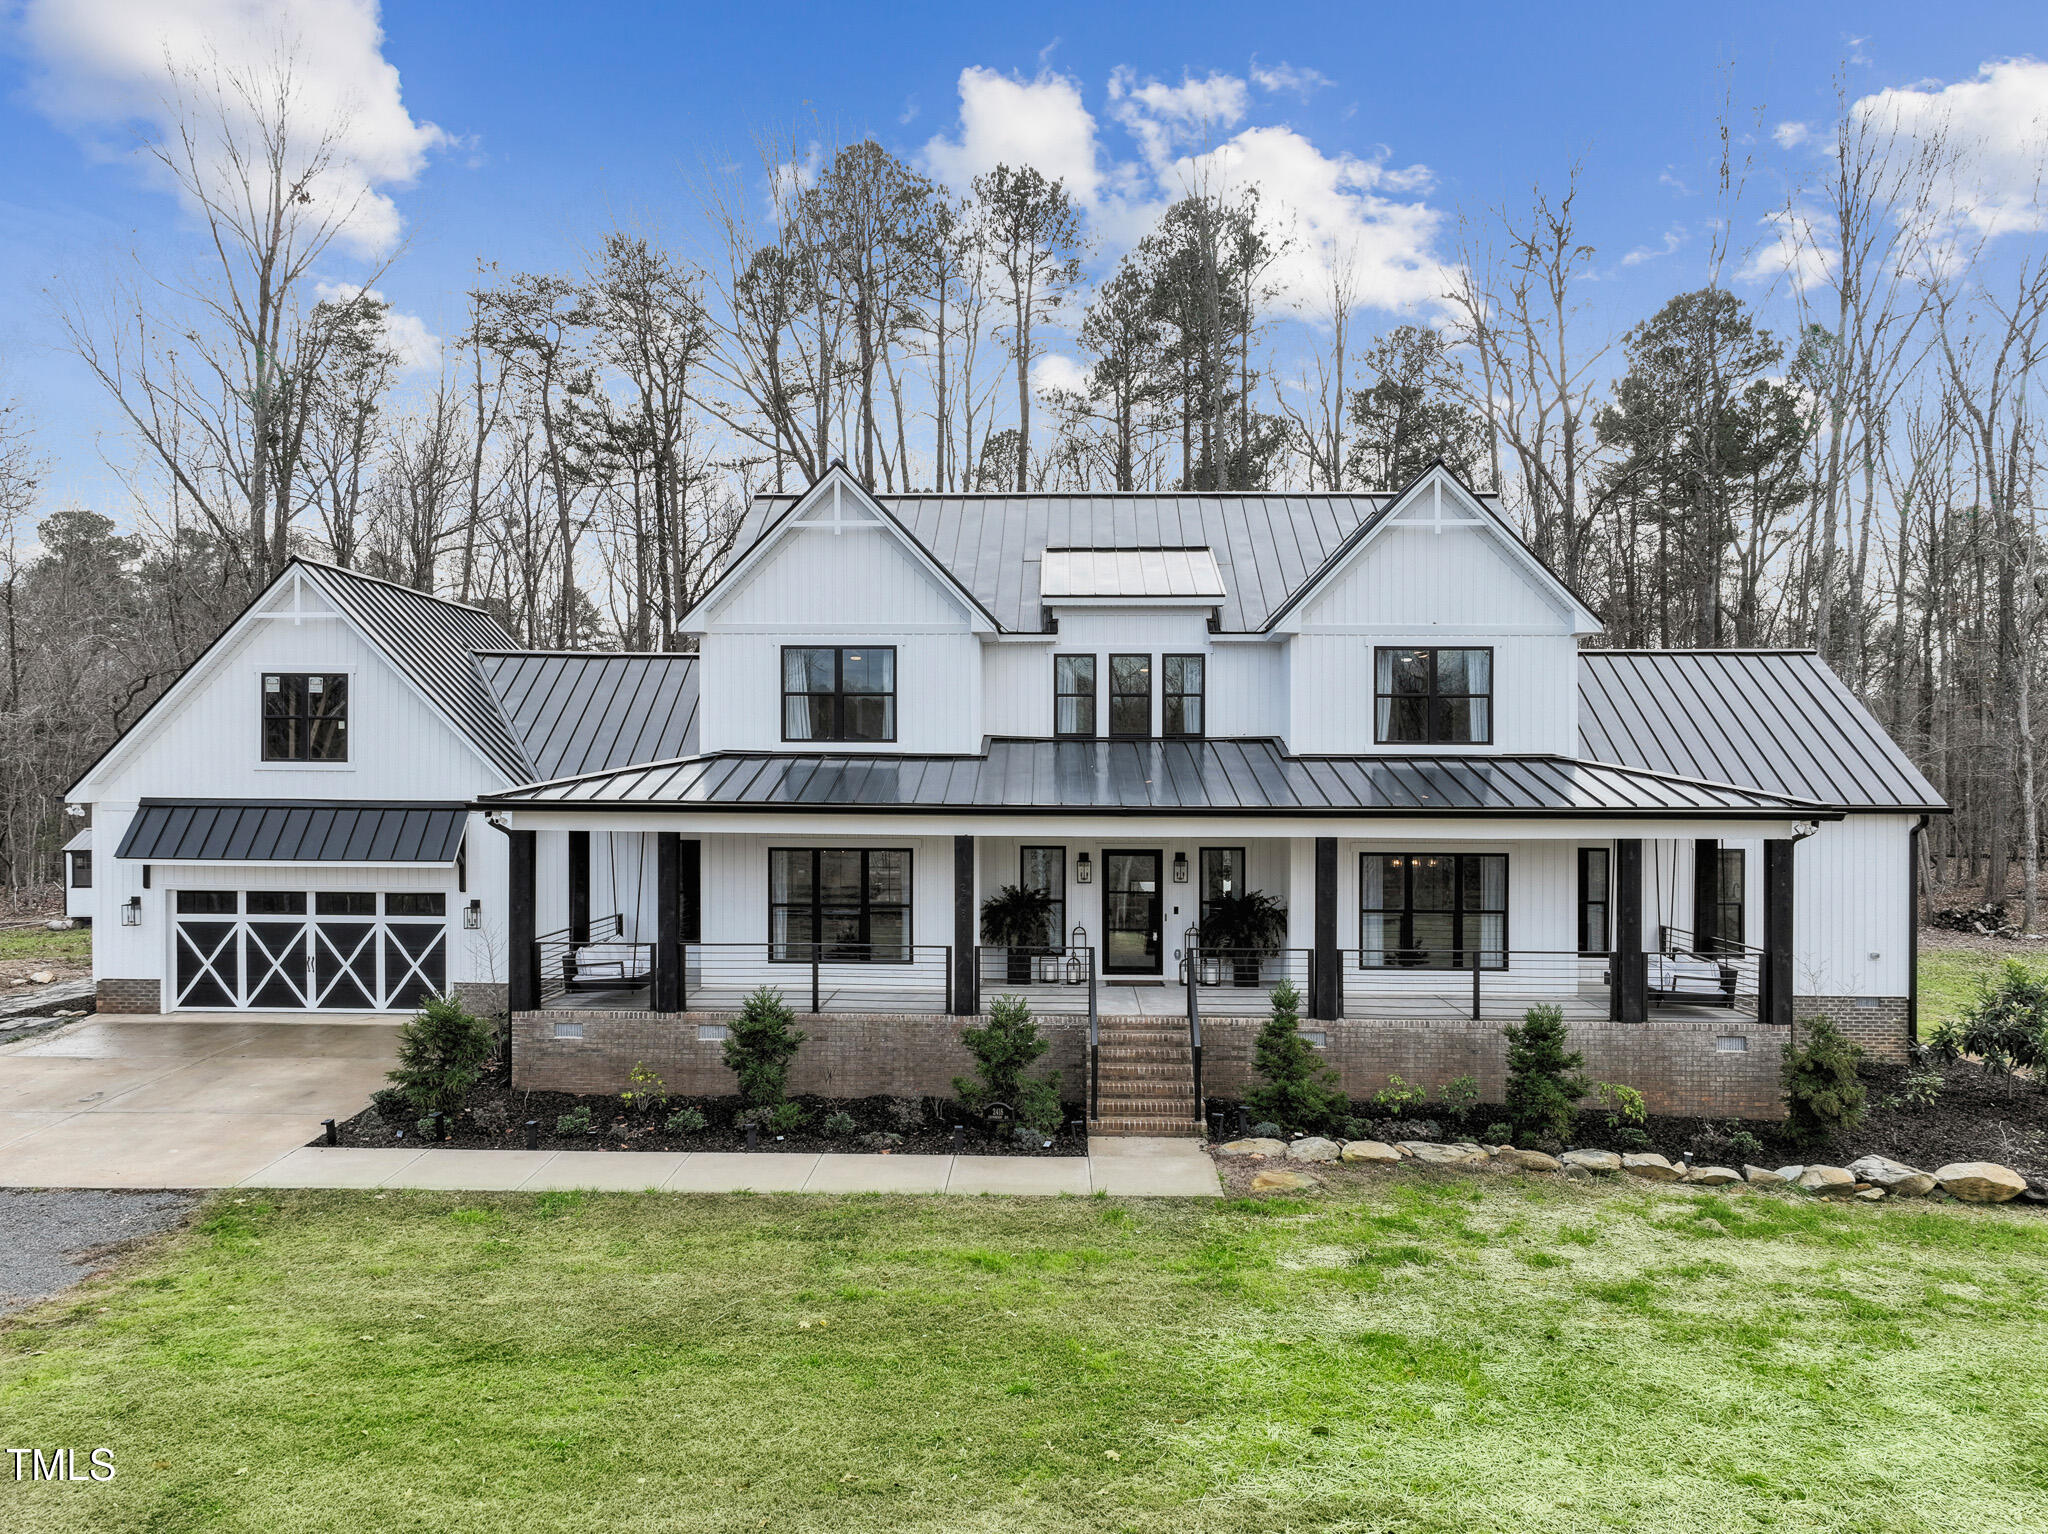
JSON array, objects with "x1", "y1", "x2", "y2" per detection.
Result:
[
  {"x1": 1064, "y1": 952, "x2": 1084, "y2": 985},
  {"x1": 464, "y1": 898, "x2": 482, "y2": 930},
  {"x1": 1172, "y1": 851, "x2": 1189, "y2": 882},
  {"x1": 121, "y1": 896, "x2": 141, "y2": 927},
  {"x1": 1075, "y1": 852, "x2": 1093, "y2": 883}
]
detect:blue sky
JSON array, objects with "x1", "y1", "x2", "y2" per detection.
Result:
[{"x1": 2, "y1": 0, "x2": 2043, "y2": 513}]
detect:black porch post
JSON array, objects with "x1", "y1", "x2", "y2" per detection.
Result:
[
  {"x1": 655, "y1": 832, "x2": 682, "y2": 1013},
  {"x1": 507, "y1": 828, "x2": 538, "y2": 1012},
  {"x1": 1312, "y1": 836, "x2": 1340, "y2": 1020},
  {"x1": 952, "y1": 835, "x2": 978, "y2": 1015},
  {"x1": 568, "y1": 830, "x2": 591, "y2": 943},
  {"x1": 1763, "y1": 837, "x2": 1795, "y2": 1030},
  {"x1": 1691, "y1": 838, "x2": 1718, "y2": 954},
  {"x1": 1611, "y1": 837, "x2": 1646, "y2": 1023}
]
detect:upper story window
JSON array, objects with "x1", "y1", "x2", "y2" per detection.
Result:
[
  {"x1": 1054, "y1": 655, "x2": 1096, "y2": 737},
  {"x1": 263, "y1": 673, "x2": 348, "y2": 762},
  {"x1": 1164, "y1": 655, "x2": 1205, "y2": 738},
  {"x1": 1109, "y1": 654, "x2": 1152, "y2": 738},
  {"x1": 1374, "y1": 648, "x2": 1492, "y2": 745},
  {"x1": 782, "y1": 646, "x2": 896, "y2": 743}
]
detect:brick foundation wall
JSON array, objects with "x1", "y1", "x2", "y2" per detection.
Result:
[
  {"x1": 1196, "y1": 1014, "x2": 1791, "y2": 1122},
  {"x1": 1794, "y1": 996, "x2": 1910, "y2": 1064},
  {"x1": 453, "y1": 983, "x2": 509, "y2": 1019},
  {"x1": 95, "y1": 979, "x2": 161, "y2": 1014},
  {"x1": 513, "y1": 1011, "x2": 1089, "y2": 1101}
]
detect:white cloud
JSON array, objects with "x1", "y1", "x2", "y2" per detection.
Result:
[
  {"x1": 1032, "y1": 354, "x2": 1090, "y2": 397},
  {"x1": 1773, "y1": 120, "x2": 1811, "y2": 149},
  {"x1": 314, "y1": 281, "x2": 440, "y2": 372},
  {"x1": 1739, "y1": 205, "x2": 1834, "y2": 293},
  {"x1": 1621, "y1": 227, "x2": 1685, "y2": 267},
  {"x1": 1854, "y1": 57, "x2": 2048, "y2": 238},
  {"x1": 1108, "y1": 68, "x2": 1248, "y2": 167},
  {"x1": 921, "y1": 66, "x2": 1104, "y2": 202},
  {"x1": 15, "y1": 0, "x2": 445, "y2": 259},
  {"x1": 1250, "y1": 61, "x2": 1332, "y2": 98}
]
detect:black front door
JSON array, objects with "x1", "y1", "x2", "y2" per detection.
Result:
[{"x1": 1104, "y1": 851, "x2": 1163, "y2": 974}]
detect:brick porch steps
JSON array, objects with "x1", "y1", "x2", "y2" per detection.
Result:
[{"x1": 1089, "y1": 1016, "x2": 1202, "y2": 1138}]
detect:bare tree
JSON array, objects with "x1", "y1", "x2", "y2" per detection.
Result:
[{"x1": 973, "y1": 165, "x2": 1085, "y2": 490}]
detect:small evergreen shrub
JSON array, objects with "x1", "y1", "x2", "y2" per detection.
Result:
[
  {"x1": 955, "y1": 995, "x2": 1062, "y2": 1133},
  {"x1": 823, "y1": 1109, "x2": 857, "y2": 1139},
  {"x1": 368, "y1": 1087, "x2": 409, "y2": 1122},
  {"x1": 1502, "y1": 1005, "x2": 1589, "y2": 1149},
  {"x1": 1483, "y1": 1121, "x2": 1512, "y2": 1146},
  {"x1": 1244, "y1": 981, "x2": 1346, "y2": 1134},
  {"x1": 664, "y1": 1106, "x2": 707, "y2": 1135},
  {"x1": 722, "y1": 987, "x2": 806, "y2": 1110},
  {"x1": 1782, "y1": 1016, "x2": 1866, "y2": 1142},
  {"x1": 387, "y1": 994, "x2": 498, "y2": 1117},
  {"x1": 766, "y1": 1100, "x2": 808, "y2": 1136},
  {"x1": 1250, "y1": 1120, "x2": 1284, "y2": 1140},
  {"x1": 555, "y1": 1106, "x2": 594, "y2": 1136}
]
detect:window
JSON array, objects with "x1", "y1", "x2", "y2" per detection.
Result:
[
  {"x1": 1360, "y1": 852, "x2": 1507, "y2": 969},
  {"x1": 769, "y1": 848, "x2": 911, "y2": 962},
  {"x1": 68, "y1": 851, "x2": 91, "y2": 890},
  {"x1": 245, "y1": 891, "x2": 307, "y2": 915},
  {"x1": 1577, "y1": 847, "x2": 1610, "y2": 956},
  {"x1": 1164, "y1": 655, "x2": 1205, "y2": 737},
  {"x1": 781, "y1": 647, "x2": 896, "y2": 742},
  {"x1": 385, "y1": 893, "x2": 447, "y2": 917},
  {"x1": 1711, "y1": 849, "x2": 1745, "y2": 951},
  {"x1": 262, "y1": 673, "x2": 348, "y2": 762},
  {"x1": 1109, "y1": 654, "x2": 1152, "y2": 738},
  {"x1": 1373, "y1": 648, "x2": 1492, "y2": 744},
  {"x1": 1198, "y1": 847, "x2": 1245, "y2": 933},
  {"x1": 1054, "y1": 655, "x2": 1096, "y2": 737},
  {"x1": 316, "y1": 892, "x2": 377, "y2": 916},
  {"x1": 175, "y1": 890, "x2": 238, "y2": 915},
  {"x1": 1019, "y1": 846, "x2": 1066, "y2": 949}
]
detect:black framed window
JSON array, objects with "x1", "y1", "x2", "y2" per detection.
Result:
[
  {"x1": 1109, "y1": 654, "x2": 1151, "y2": 738},
  {"x1": 1198, "y1": 847, "x2": 1245, "y2": 933},
  {"x1": 1577, "y1": 847, "x2": 1610, "y2": 956},
  {"x1": 1713, "y1": 849, "x2": 1745, "y2": 950},
  {"x1": 1164, "y1": 655, "x2": 1205, "y2": 738},
  {"x1": 262, "y1": 673, "x2": 349, "y2": 761},
  {"x1": 1054, "y1": 655, "x2": 1096, "y2": 737},
  {"x1": 175, "y1": 890, "x2": 238, "y2": 915},
  {"x1": 781, "y1": 647, "x2": 896, "y2": 742},
  {"x1": 1374, "y1": 648, "x2": 1492, "y2": 744},
  {"x1": 769, "y1": 848, "x2": 911, "y2": 962},
  {"x1": 385, "y1": 893, "x2": 447, "y2": 917},
  {"x1": 69, "y1": 851, "x2": 91, "y2": 890},
  {"x1": 1019, "y1": 846, "x2": 1066, "y2": 949},
  {"x1": 316, "y1": 892, "x2": 377, "y2": 916},
  {"x1": 245, "y1": 891, "x2": 307, "y2": 915},
  {"x1": 1360, "y1": 852, "x2": 1507, "y2": 969}
]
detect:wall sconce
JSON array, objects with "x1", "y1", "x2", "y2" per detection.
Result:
[
  {"x1": 121, "y1": 896, "x2": 142, "y2": 927},
  {"x1": 464, "y1": 899, "x2": 482, "y2": 930},
  {"x1": 1075, "y1": 852, "x2": 1093, "y2": 883},
  {"x1": 1172, "y1": 851, "x2": 1189, "y2": 883}
]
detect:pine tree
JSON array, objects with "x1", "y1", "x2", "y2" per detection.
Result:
[
  {"x1": 1244, "y1": 980, "x2": 1346, "y2": 1133},
  {"x1": 1781, "y1": 1016, "x2": 1866, "y2": 1143},
  {"x1": 955, "y1": 994, "x2": 1062, "y2": 1132},
  {"x1": 722, "y1": 987, "x2": 806, "y2": 1110},
  {"x1": 1502, "y1": 1004, "x2": 1589, "y2": 1149},
  {"x1": 388, "y1": 993, "x2": 499, "y2": 1117}
]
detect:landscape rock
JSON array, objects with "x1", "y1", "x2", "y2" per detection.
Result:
[
  {"x1": 1560, "y1": 1163, "x2": 1594, "y2": 1181},
  {"x1": 1934, "y1": 1162, "x2": 2027, "y2": 1203},
  {"x1": 27, "y1": 971, "x2": 53, "y2": 986},
  {"x1": 1399, "y1": 1141, "x2": 1489, "y2": 1166},
  {"x1": 1340, "y1": 1140, "x2": 1400, "y2": 1164},
  {"x1": 1287, "y1": 1136, "x2": 1340, "y2": 1163},
  {"x1": 1248, "y1": 1167, "x2": 1320, "y2": 1193},
  {"x1": 1621, "y1": 1152, "x2": 1682, "y2": 1182},
  {"x1": 1560, "y1": 1149, "x2": 1622, "y2": 1173},
  {"x1": 1774, "y1": 1166, "x2": 1805, "y2": 1183},
  {"x1": 1743, "y1": 1165, "x2": 1789, "y2": 1188},
  {"x1": 1218, "y1": 1138, "x2": 1285, "y2": 1159},
  {"x1": 1492, "y1": 1147, "x2": 1563, "y2": 1172},
  {"x1": 1686, "y1": 1166, "x2": 1743, "y2": 1186},
  {"x1": 1796, "y1": 1165, "x2": 1858, "y2": 1196},
  {"x1": 1847, "y1": 1155, "x2": 1937, "y2": 1197},
  {"x1": 1856, "y1": 1188, "x2": 1887, "y2": 1201}
]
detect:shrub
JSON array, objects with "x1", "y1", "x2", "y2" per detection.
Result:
[
  {"x1": 858, "y1": 1131, "x2": 904, "y2": 1152},
  {"x1": 1782, "y1": 1016, "x2": 1866, "y2": 1143},
  {"x1": 1244, "y1": 981, "x2": 1346, "y2": 1134},
  {"x1": 1436, "y1": 1075, "x2": 1481, "y2": 1117},
  {"x1": 1501, "y1": 1005, "x2": 1588, "y2": 1149},
  {"x1": 386, "y1": 994, "x2": 498, "y2": 1118},
  {"x1": 1251, "y1": 1120, "x2": 1284, "y2": 1140},
  {"x1": 823, "y1": 1109, "x2": 857, "y2": 1138},
  {"x1": 722, "y1": 987, "x2": 806, "y2": 1110},
  {"x1": 766, "y1": 1100, "x2": 808, "y2": 1136},
  {"x1": 1941, "y1": 960, "x2": 2048, "y2": 1083},
  {"x1": 1368, "y1": 1074, "x2": 1429, "y2": 1116},
  {"x1": 955, "y1": 995, "x2": 1062, "y2": 1133},
  {"x1": 1593, "y1": 1081, "x2": 1645, "y2": 1125},
  {"x1": 621, "y1": 1062, "x2": 668, "y2": 1116},
  {"x1": 368, "y1": 1086, "x2": 410, "y2": 1122},
  {"x1": 555, "y1": 1106, "x2": 594, "y2": 1137},
  {"x1": 1878, "y1": 1068, "x2": 1945, "y2": 1113},
  {"x1": 664, "y1": 1106, "x2": 707, "y2": 1135},
  {"x1": 1483, "y1": 1121, "x2": 1512, "y2": 1146}
]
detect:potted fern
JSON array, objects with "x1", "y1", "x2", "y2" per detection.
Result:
[
  {"x1": 1202, "y1": 889, "x2": 1289, "y2": 987},
  {"x1": 980, "y1": 883, "x2": 1056, "y2": 984}
]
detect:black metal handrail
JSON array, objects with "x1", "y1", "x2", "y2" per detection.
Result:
[
  {"x1": 1346, "y1": 947, "x2": 1612, "y2": 1022},
  {"x1": 654, "y1": 941, "x2": 953, "y2": 1015},
  {"x1": 536, "y1": 914, "x2": 642, "y2": 1005}
]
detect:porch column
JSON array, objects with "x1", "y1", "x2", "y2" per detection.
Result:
[
  {"x1": 952, "y1": 835, "x2": 978, "y2": 1015},
  {"x1": 508, "y1": 828, "x2": 538, "y2": 1012},
  {"x1": 654, "y1": 832, "x2": 682, "y2": 1013},
  {"x1": 1611, "y1": 837, "x2": 1646, "y2": 1023},
  {"x1": 568, "y1": 830, "x2": 591, "y2": 943},
  {"x1": 1762, "y1": 837, "x2": 1795, "y2": 1029},
  {"x1": 1691, "y1": 838, "x2": 1718, "y2": 953},
  {"x1": 1311, "y1": 836, "x2": 1340, "y2": 1020}
]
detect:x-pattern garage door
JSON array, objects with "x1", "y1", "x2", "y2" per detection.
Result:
[{"x1": 173, "y1": 890, "x2": 449, "y2": 1011}]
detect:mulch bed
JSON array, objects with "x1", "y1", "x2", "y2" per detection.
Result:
[
  {"x1": 322, "y1": 1070, "x2": 1088, "y2": 1157},
  {"x1": 1207, "y1": 1057, "x2": 2048, "y2": 1183}
]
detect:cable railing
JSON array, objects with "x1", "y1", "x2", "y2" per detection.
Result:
[
  {"x1": 1342, "y1": 948, "x2": 1613, "y2": 1022},
  {"x1": 1654, "y1": 925, "x2": 1761, "y2": 1009},
  {"x1": 535, "y1": 913, "x2": 651, "y2": 1006},
  {"x1": 676, "y1": 942, "x2": 953, "y2": 1015}
]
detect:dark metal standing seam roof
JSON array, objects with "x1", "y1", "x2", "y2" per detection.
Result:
[
  {"x1": 479, "y1": 739, "x2": 1830, "y2": 817},
  {"x1": 116, "y1": 801, "x2": 469, "y2": 861},
  {"x1": 475, "y1": 653, "x2": 700, "y2": 780},
  {"x1": 1578, "y1": 651, "x2": 1946, "y2": 812}
]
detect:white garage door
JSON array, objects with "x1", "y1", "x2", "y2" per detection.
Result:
[{"x1": 172, "y1": 890, "x2": 449, "y2": 1011}]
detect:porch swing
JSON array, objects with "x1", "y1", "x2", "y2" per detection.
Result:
[
  {"x1": 1640, "y1": 841, "x2": 1740, "y2": 1008},
  {"x1": 560, "y1": 833, "x2": 657, "y2": 996}
]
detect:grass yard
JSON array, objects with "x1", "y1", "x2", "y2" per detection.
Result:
[
  {"x1": 3, "y1": 1183, "x2": 2046, "y2": 1533},
  {"x1": 0, "y1": 925, "x2": 91, "y2": 965},
  {"x1": 1918, "y1": 939, "x2": 2048, "y2": 1034}
]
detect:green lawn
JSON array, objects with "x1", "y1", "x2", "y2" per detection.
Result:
[
  {"x1": 1918, "y1": 942, "x2": 2048, "y2": 1034},
  {"x1": 4, "y1": 1182, "x2": 2046, "y2": 1532},
  {"x1": 0, "y1": 925, "x2": 90, "y2": 964}
]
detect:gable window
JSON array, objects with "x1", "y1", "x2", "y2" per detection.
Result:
[
  {"x1": 1360, "y1": 852, "x2": 1507, "y2": 970},
  {"x1": 769, "y1": 848, "x2": 911, "y2": 962},
  {"x1": 1054, "y1": 655, "x2": 1096, "y2": 737},
  {"x1": 782, "y1": 647, "x2": 896, "y2": 743},
  {"x1": 1577, "y1": 847, "x2": 1610, "y2": 956},
  {"x1": 1019, "y1": 846, "x2": 1066, "y2": 948},
  {"x1": 1198, "y1": 847, "x2": 1245, "y2": 933},
  {"x1": 1164, "y1": 655, "x2": 1205, "y2": 738},
  {"x1": 69, "y1": 851, "x2": 91, "y2": 890},
  {"x1": 262, "y1": 673, "x2": 349, "y2": 762},
  {"x1": 1109, "y1": 655, "x2": 1152, "y2": 738},
  {"x1": 1374, "y1": 648, "x2": 1492, "y2": 745}
]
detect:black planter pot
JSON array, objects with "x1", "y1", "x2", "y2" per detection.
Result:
[
  {"x1": 1232, "y1": 957, "x2": 1263, "y2": 988},
  {"x1": 1005, "y1": 948, "x2": 1034, "y2": 984}
]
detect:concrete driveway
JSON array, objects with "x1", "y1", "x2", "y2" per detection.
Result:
[{"x1": 0, "y1": 1015, "x2": 399, "y2": 1188}]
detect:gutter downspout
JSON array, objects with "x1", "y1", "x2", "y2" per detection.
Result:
[{"x1": 1909, "y1": 813, "x2": 1931, "y2": 1045}]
